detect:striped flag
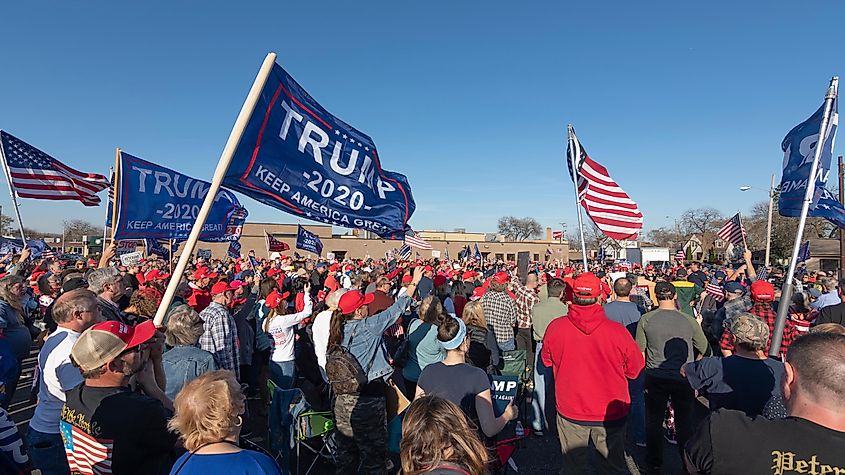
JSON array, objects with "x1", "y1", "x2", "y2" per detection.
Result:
[
  {"x1": 567, "y1": 126, "x2": 643, "y2": 240},
  {"x1": 61, "y1": 420, "x2": 114, "y2": 474},
  {"x1": 42, "y1": 247, "x2": 57, "y2": 259},
  {"x1": 397, "y1": 244, "x2": 412, "y2": 260},
  {"x1": 717, "y1": 212, "x2": 747, "y2": 246},
  {"x1": 704, "y1": 282, "x2": 725, "y2": 302},
  {"x1": 552, "y1": 230, "x2": 563, "y2": 240},
  {"x1": 675, "y1": 249, "x2": 686, "y2": 261},
  {"x1": 265, "y1": 230, "x2": 289, "y2": 253},
  {"x1": 757, "y1": 266, "x2": 769, "y2": 281},
  {"x1": 404, "y1": 230, "x2": 432, "y2": 250},
  {"x1": 0, "y1": 131, "x2": 109, "y2": 206}
]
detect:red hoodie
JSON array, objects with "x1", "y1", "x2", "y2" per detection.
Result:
[{"x1": 541, "y1": 304, "x2": 644, "y2": 423}]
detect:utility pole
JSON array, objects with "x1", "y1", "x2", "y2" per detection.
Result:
[{"x1": 839, "y1": 156, "x2": 844, "y2": 279}]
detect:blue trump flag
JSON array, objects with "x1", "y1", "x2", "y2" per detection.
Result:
[
  {"x1": 222, "y1": 61, "x2": 415, "y2": 239},
  {"x1": 780, "y1": 95, "x2": 838, "y2": 217},
  {"x1": 144, "y1": 238, "x2": 172, "y2": 260},
  {"x1": 797, "y1": 240, "x2": 810, "y2": 263},
  {"x1": 113, "y1": 152, "x2": 248, "y2": 242},
  {"x1": 296, "y1": 225, "x2": 323, "y2": 255},
  {"x1": 227, "y1": 240, "x2": 242, "y2": 259}
]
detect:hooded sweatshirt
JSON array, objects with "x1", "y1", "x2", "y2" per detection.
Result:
[{"x1": 541, "y1": 303, "x2": 644, "y2": 423}]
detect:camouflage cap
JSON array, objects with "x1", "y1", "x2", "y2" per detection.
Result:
[{"x1": 730, "y1": 313, "x2": 770, "y2": 349}]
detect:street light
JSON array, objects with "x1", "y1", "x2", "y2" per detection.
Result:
[{"x1": 739, "y1": 175, "x2": 777, "y2": 268}]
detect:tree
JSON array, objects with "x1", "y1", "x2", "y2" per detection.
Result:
[
  {"x1": 678, "y1": 207, "x2": 724, "y2": 255},
  {"x1": 646, "y1": 226, "x2": 684, "y2": 248},
  {"x1": 0, "y1": 214, "x2": 13, "y2": 237},
  {"x1": 497, "y1": 216, "x2": 542, "y2": 241},
  {"x1": 744, "y1": 196, "x2": 834, "y2": 261},
  {"x1": 62, "y1": 220, "x2": 103, "y2": 241}
]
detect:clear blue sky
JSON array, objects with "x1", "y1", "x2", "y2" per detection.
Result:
[{"x1": 1, "y1": 1, "x2": 843, "y2": 236}]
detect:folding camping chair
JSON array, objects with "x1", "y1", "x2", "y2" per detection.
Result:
[{"x1": 491, "y1": 349, "x2": 533, "y2": 474}]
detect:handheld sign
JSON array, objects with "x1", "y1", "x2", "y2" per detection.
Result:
[
  {"x1": 296, "y1": 225, "x2": 323, "y2": 255},
  {"x1": 119, "y1": 251, "x2": 143, "y2": 267},
  {"x1": 197, "y1": 249, "x2": 212, "y2": 260},
  {"x1": 114, "y1": 152, "x2": 247, "y2": 242},
  {"x1": 222, "y1": 62, "x2": 415, "y2": 239},
  {"x1": 490, "y1": 375, "x2": 519, "y2": 417},
  {"x1": 115, "y1": 240, "x2": 138, "y2": 256}
]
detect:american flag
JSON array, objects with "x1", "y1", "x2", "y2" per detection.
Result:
[
  {"x1": 397, "y1": 244, "x2": 412, "y2": 260},
  {"x1": 61, "y1": 421, "x2": 113, "y2": 474},
  {"x1": 567, "y1": 125, "x2": 643, "y2": 240},
  {"x1": 552, "y1": 230, "x2": 563, "y2": 240},
  {"x1": 718, "y1": 212, "x2": 747, "y2": 247},
  {"x1": 0, "y1": 131, "x2": 109, "y2": 206},
  {"x1": 404, "y1": 230, "x2": 432, "y2": 250},
  {"x1": 42, "y1": 247, "x2": 57, "y2": 259},
  {"x1": 704, "y1": 282, "x2": 725, "y2": 302},
  {"x1": 675, "y1": 249, "x2": 686, "y2": 261},
  {"x1": 265, "y1": 230, "x2": 289, "y2": 253}
]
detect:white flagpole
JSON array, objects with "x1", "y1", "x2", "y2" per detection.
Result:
[
  {"x1": 153, "y1": 52, "x2": 277, "y2": 327},
  {"x1": 771, "y1": 76, "x2": 838, "y2": 357},
  {"x1": 0, "y1": 139, "x2": 27, "y2": 244},
  {"x1": 567, "y1": 124, "x2": 589, "y2": 270}
]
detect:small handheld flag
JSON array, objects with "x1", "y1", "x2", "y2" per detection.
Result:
[{"x1": 265, "y1": 231, "x2": 289, "y2": 253}]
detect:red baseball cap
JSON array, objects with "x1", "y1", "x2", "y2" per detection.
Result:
[
  {"x1": 196, "y1": 268, "x2": 218, "y2": 280},
  {"x1": 264, "y1": 289, "x2": 291, "y2": 309},
  {"x1": 433, "y1": 275, "x2": 447, "y2": 287},
  {"x1": 229, "y1": 280, "x2": 246, "y2": 290},
  {"x1": 401, "y1": 273, "x2": 413, "y2": 284},
  {"x1": 338, "y1": 290, "x2": 375, "y2": 314},
  {"x1": 572, "y1": 272, "x2": 602, "y2": 298},
  {"x1": 493, "y1": 271, "x2": 509, "y2": 284},
  {"x1": 462, "y1": 271, "x2": 476, "y2": 280},
  {"x1": 211, "y1": 281, "x2": 233, "y2": 296},
  {"x1": 424, "y1": 265, "x2": 434, "y2": 272},
  {"x1": 750, "y1": 280, "x2": 774, "y2": 302},
  {"x1": 472, "y1": 286, "x2": 487, "y2": 299},
  {"x1": 329, "y1": 263, "x2": 340, "y2": 272},
  {"x1": 145, "y1": 269, "x2": 170, "y2": 282},
  {"x1": 70, "y1": 320, "x2": 156, "y2": 371}
]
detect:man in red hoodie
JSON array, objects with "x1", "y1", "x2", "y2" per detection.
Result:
[{"x1": 541, "y1": 272, "x2": 645, "y2": 474}]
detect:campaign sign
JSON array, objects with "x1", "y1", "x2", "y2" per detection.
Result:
[
  {"x1": 197, "y1": 249, "x2": 212, "y2": 260},
  {"x1": 223, "y1": 62, "x2": 415, "y2": 239},
  {"x1": 115, "y1": 240, "x2": 138, "y2": 256},
  {"x1": 296, "y1": 225, "x2": 323, "y2": 255},
  {"x1": 114, "y1": 152, "x2": 247, "y2": 242},
  {"x1": 0, "y1": 238, "x2": 52, "y2": 259},
  {"x1": 490, "y1": 375, "x2": 519, "y2": 417},
  {"x1": 119, "y1": 251, "x2": 143, "y2": 267}
]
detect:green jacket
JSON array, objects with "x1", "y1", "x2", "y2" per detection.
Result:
[
  {"x1": 672, "y1": 280, "x2": 703, "y2": 317},
  {"x1": 532, "y1": 290, "x2": 568, "y2": 341}
]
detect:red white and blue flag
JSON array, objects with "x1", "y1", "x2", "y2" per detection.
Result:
[
  {"x1": 0, "y1": 131, "x2": 109, "y2": 207},
  {"x1": 705, "y1": 282, "x2": 725, "y2": 302},
  {"x1": 717, "y1": 213, "x2": 747, "y2": 247},
  {"x1": 404, "y1": 230, "x2": 432, "y2": 250},
  {"x1": 61, "y1": 421, "x2": 113, "y2": 474},
  {"x1": 265, "y1": 230, "x2": 289, "y2": 253},
  {"x1": 567, "y1": 126, "x2": 643, "y2": 240}
]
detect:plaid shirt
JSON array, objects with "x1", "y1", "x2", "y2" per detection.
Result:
[
  {"x1": 199, "y1": 301, "x2": 240, "y2": 379},
  {"x1": 719, "y1": 301, "x2": 798, "y2": 357},
  {"x1": 723, "y1": 293, "x2": 753, "y2": 321},
  {"x1": 511, "y1": 278, "x2": 540, "y2": 329},
  {"x1": 482, "y1": 290, "x2": 518, "y2": 344}
]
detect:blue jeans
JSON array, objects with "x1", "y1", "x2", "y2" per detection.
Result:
[
  {"x1": 269, "y1": 360, "x2": 296, "y2": 390},
  {"x1": 497, "y1": 338, "x2": 515, "y2": 352},
  {"x1": 629, "y1": 372, "x2": 645, "y2": 444},
  {"x1": 531, "y1": 341, "x2": 554, "y2": 431},
  {"x1": 27, "y1": 427, "x2": 70, "y2": 475}
]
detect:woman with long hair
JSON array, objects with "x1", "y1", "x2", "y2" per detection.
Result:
[
  {"x1": 400, "y1": 395, "x2": 489, "y2": 475},
  {"x1": 262, "y1": 284, "x2": 312, "y2": 390},
  {"x1": 461, "y1": 300, "x2": 498, "y2": 370},
  {"x1": 401, "y1": 295, "x2": 448, "y2": 398},
  {"x1": 168, "y1": 370, "x2": 280, "y2": 474},
  {"x1": 0, "y1": 274, "x2": 32, "y2": 406},
  {"x1": 328, "y1": 267, "x2": 422, "y2": 475},
  {"x1": 416, "y1": 315, "x2": 517, "y2": 438}
]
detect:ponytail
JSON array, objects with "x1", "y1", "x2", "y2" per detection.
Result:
[
  {"x1": 436, "y1": 315, "x2": 460, "y2": 343},
  {"x1": 327, "y1": 309, "x2": 349, "y2": 349}
]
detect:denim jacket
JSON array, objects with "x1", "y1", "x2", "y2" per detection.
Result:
[
  {"x1": 342, "y1": 295, "x2": 412, "y2": 383},
  {"x1": 162, "y1": 345, "x2": 218, "y2": 400}
]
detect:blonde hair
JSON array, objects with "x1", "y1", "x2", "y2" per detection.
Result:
[
  {"x1": 165, "y1": 305, "x2": 204, "y2": 347},
  {"x1": 400, "y1": 395, "x2": 488, "y2": 475},
  {"x1": 462, "y1": 300, "x2": 486, "y2": 328},
  {"x1": 168, "y1": 370, "x2": 245, "y2": 451},
  {"x1": 418, "y1": 295, "x2": 444, "y2": 324},
  {"x1": 52, "y1": 289, "x2": 97, "y2": 324},
  {"x1": 0, "y1": 275, "x2": 24, "y2": 320}
]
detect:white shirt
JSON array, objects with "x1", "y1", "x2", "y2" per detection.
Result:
[
  {"x1": 29, "y1": 327, "x2": 83, "y2": 434},
  {"x1": 267, "y1": 294, "x2": 313, "y2": 363},
  {"x1": 312, "y1": 309, "x2": 332, "y2": 382}
]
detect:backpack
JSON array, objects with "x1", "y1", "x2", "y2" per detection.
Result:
[{"x1": 326, "y1": 328, "x2": 369, "y2": 394}]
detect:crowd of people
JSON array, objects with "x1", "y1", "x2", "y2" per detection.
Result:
[{"x1": 0, "y1": 241, "x2": 843, "y2": 474}]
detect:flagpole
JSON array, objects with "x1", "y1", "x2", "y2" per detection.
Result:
[
  {"x1": 152, "y1": 52, "x2": 277, "y2": 327},
  {"x1": 567, "y1": 124, "x2": 589, "y2": 270},
  {"x1": 110, "y1": 149, "x2": 121, "y2": 241},
  {"x1": 102, "y1": 166, "x2": 113, "y2": 246},
  {"x1": 264, "y1": 228, "x2": 270, "y2": 259},
  {"x1": 771, "y1": 76, "x2": 838, "y2": 358},
  {"x1": 168, "y1": 239, "x2": 174, "y2": 274},
  {"x1": 738, "y1": 211, "x2": 748, "y2": 249},
  {"x1": 0, "y1": 141, "x2": 27, "y2": 244}
]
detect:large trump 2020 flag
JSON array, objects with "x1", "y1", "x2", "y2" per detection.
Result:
[{"x1": 222, "y1": 61, "x2": 415, "y2": 239}]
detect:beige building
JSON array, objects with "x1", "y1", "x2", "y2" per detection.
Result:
[{"x1": 192, "y1": 222, "x2": 569, "y2": 262}]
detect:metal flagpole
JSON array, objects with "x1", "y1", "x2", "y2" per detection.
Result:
[
  {"x1": 152, "y1": 52, "x2": 277, "y2": 327},
  {"x1": 765, "y1": 174, "x2": 775, "y2": 268},
  {"x1": 567, "y1": 125, "x2": 589, "y2": 270},
  {"x1": 771, "y1": 76, "x2": 838, "y2": 357},
  {"x1": 0, "y1": 141, "x2": 27, "y2": 244},
  {"x1": 738, "y1": 210, "x2": 748, "y2": 249}
]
